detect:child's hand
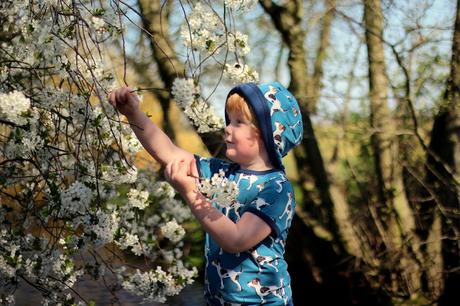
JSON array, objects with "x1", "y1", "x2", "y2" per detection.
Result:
[
  {"x1": 108, "y1": 86, "x2": 140, "y2": 117},
  {"x1": 164, "y1": 158, "x2": 199, "y2": 197}
]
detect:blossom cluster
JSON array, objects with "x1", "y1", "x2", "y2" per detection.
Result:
[
  {"x1": 172, "y1": 78, "x2": 200, "y2": 108},
  {"x1": 161, "y1": 220, "x2": 186, "y2": 243},
  {"x1": 175, "y1": 1, "x2": 260, "y2": 125},
  {"x1": 180, "y1": 3, "x2": 223, "y2": 54},
  {"x1": 0, "y1": 91, "x2": 31, "y2": 125},
  {"x1": 224, "y1": 0, "x2": 258, "y2": 11},
  {"x1": 198, "y1": 169, "x2": 240, "y2": 208},
  {"x1": 59, "y1": 181, "x2": 93, "y2": 216},
  {"x1": 0, "y1": 229, "x2": 84, "y2": 305},
  {"x1": 227, "y1": 32, "x2": 251, "y2": 55},
  {"x1": 225, "y1": 62, "x2": 260, "y2": 83},
  {"x1": 172, "y1": 78, "x2": 224, "y2": 133},
  {"x1": 117, "y1": 264, "x2": 197, "y2": 304},
  {"x1": 127, "y1": 188, "x2": 150, "y2": 210},
  {"x1": 180, "y1": 2, "x2": 253, "y2": 56}
]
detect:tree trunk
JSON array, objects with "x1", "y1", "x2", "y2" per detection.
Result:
[
  {"x1": 425, "y1": 1, "x2": 460, "y2": 303},
  {"x1": 364, "y1": 0, "x2": 424, "y2": 297},
  {"x1": 259, "y1": 0, "x2": 342, "y2": 247}
]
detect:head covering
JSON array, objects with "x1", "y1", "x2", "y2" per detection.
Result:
[{"x1": 225, "y1": 82, "x2": 303, "y2": 170}]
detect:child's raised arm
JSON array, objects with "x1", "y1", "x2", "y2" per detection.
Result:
[{"x1": 108, "y1": 87, "x2": 196, "y2": 172}]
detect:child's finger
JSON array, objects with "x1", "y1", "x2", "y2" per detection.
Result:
[
  {"x1": 127, "y1": 90, "x2": 140, "y2": 104},
  {"x1": 115, "y1": 89, "x2": 123, "y2": 106},
  {"x1": 168, "y1": 160, "x2": 178, "y2": 177},
  {"x1": 110, "y1": 90, "x2": 117, "y2": 106},
  {"x1": 189, "y1": 158, "x2": 199, "y2": 178},
  {"x1": 164, "y1": 161, "x2": 172, "y2": 180},
  {"x1": 170, "y1": 160, "x2": 178, "y2": 180},
  {"x1": 108, "y1": 91, "x2": 114, "y2": 106},
  {"x1": 121, "y1": 87, "x2": 131, "y2": 101}
]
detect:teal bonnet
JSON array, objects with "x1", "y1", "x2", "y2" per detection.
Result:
[{"x1": 226, "y1": 81, "x2": 303, "y2": 170}]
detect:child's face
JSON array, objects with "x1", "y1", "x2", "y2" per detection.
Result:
[{"x1": 224, "y1": 109, "x2": 264, "y2": 168}]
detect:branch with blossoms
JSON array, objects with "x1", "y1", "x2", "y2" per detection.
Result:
[
  {"x1": 0, "y1": 0, "x2": 197, "y2": 304},
  {"x1": 118, "y1": 0, "x2": 261, "y2": 158},
  {"x1": 157, "y1": 0, "x2": 260, "y2": 134}
]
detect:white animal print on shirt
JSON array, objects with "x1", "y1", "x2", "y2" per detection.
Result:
[
  {"x1": 292, "y1": 107, "x2": 299, "y2": 117},
  {"x1": 264, "y1": 86, "x2": 286, "y2": 116},
  {"x1": 273, "y1": 122, "x2": 285, "y2": 151},
  {"x1": 249, "y1": 248, "x2": 279, "y2": 273},
  {"x1": 231, "y1": 200, "x2": 244, "y2": 220},
  {"x1": 247, "y1": 278, "x2": 285, "y2": 304},
  {"x1": 204, "y1": 244, "x2": 211, "y2": 293},
  {"x1": 256, "y1": 182, "x2": 266, "y2": 192},
  {"x1": 268, "y1": 236, "x2": 286, "y2": 248},
  {"x1": 289, "y1": 120, "x2": 301, "y2": 129},
  {"x1": 212, "y1": 259, "x2": 243, "y2": 291},
  {"x1": 279, "y1": 192, "x2": 293, "y2": 228},
  {"x1": 253, "y1": 197, "x2": 270, "y2": 210},
  {"x1": 273, "y1": 174, "x2": 287, "y2": 193},
  {"x1": 236, "y1": 173, "x2": 258, "y2": 190}
]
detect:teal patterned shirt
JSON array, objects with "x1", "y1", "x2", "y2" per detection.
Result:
[{"x1": 195, "y1": 156, "x2": 295, "y2": 306}]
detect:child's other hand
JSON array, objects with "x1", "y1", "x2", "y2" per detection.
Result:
[
  {"x1": 108, "y1": 86, "x2": 140, "y2": 117},
  {"x1": 164, "y1": 158, "x2": 199, "y2": 197}
]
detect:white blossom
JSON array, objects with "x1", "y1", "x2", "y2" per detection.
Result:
[
  {"x1": 227, "y1": 31, "x2": 251, "y2": 55},
  {"x1": 198, "y1": 169, "x2": 239, "y2": 208},
  {"x1": 224, "y1": 0, "x2": 258, "y2": 11},
  {"x1": 91, "y1": 16, "x2": 106, "y2": 32},
  {"x1": 127, "y1": 188, "x2": 150, "y2": 210},
  {"x1": 171, "y1": 78, "x2": 199, "y2": 108},
  {"x1": 0, "y1": 295, "x2": 15, "y2": 306},
  {"x1": 153, "y1": 181, "x2": 176, "y2": 199},
  {"x1": 178, "y1": 1, "x2": 254, "y2": 61},
  {"x1": 171, "y1": 78, "x2": 224, "y2": 133},
  {"x1": 225, "y1": 62, "x2": 259, "y2": 83},
  {"x1": 119, "y1": 265, "x2": 196, "y2": 303},
  {"x1": 0, "y1": 91, "x2": 31, "y2": 125},
  {"x1": 122, "y1": 132, "x2": 143, "y2": 153},
  {"x1": 0, "y1": 254, "x2": 18, "y2": 278},
  {"x1": 60, "y1": 181, "x2": 92, "y2": 216},
  {"x1": 160, "y1": 198, "x2": 192, "y2": 223},
  {"x1": 161, "y1": 219, "x2": 185, "y2": 243},
  {"x1": 116, "y1": 232, "x2": 144, "y2": 256},
  {"x1": 180, "y1": 2, "x2": 224, "y2": 54},
  {"x1": 90, "y1": 210, "x2": 120, "y2": 246},
  {"x1": 102, "y1": 163, "x2": 138, "y2": 184}
]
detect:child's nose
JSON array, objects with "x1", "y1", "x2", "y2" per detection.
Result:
[{"x1": 224, "y1": 125, "x2": 231, "y2": 135}]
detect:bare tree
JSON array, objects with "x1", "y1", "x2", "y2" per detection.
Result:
[{"x1": 424, "y1": 0, "x2": 460, "y2": 302}]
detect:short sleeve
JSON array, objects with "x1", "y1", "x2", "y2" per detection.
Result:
[
  {"x1": 194, "y1": 155, "x2": 234, "y2": 179},
  {"x1": 242, "y1": 180, "x2": 295, "y2": 238}
]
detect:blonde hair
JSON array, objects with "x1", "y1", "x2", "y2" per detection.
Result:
[{"x1": 226, "y1": 93, "x2": 260, "y2": 132}]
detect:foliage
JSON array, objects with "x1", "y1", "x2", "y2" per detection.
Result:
[{"x1": 0, "y1": 0, "x2": 200, "y2": 304}]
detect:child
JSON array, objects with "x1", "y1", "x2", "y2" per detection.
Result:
[{"x1": 108, "y1": 82, "x2": 303, "y2": 305}]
